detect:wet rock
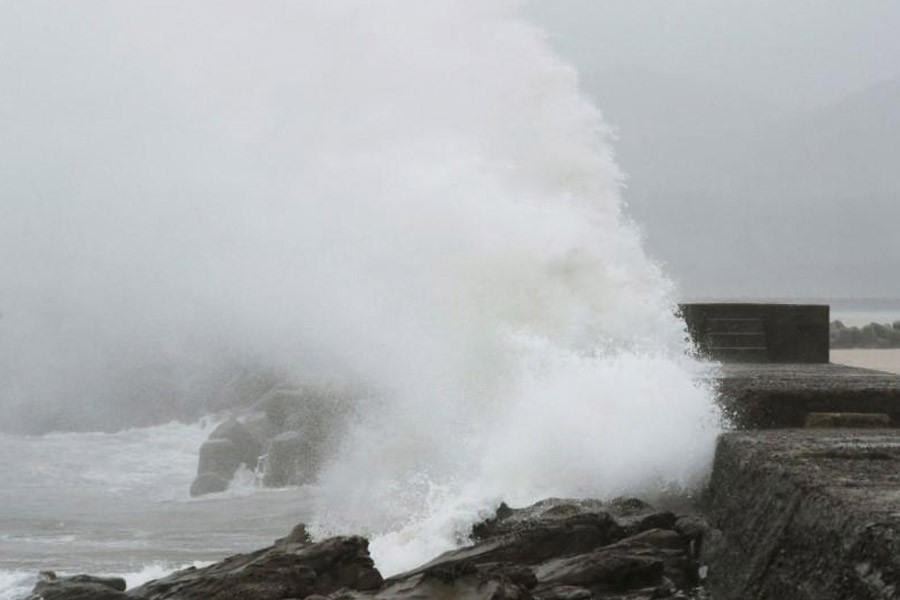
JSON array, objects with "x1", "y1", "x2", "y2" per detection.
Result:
[
  {"x1": 378, "y1": 561, "x2": 535, "y2": 599},
  {"x1": 189, "y1": 418, "x2": 266, "y2": 496},
  {"x1": 616, "y1": 528, "x2": 686, "y2": 551},
  {"x1": 42, "y1": 497, "x2": 704, "y2": 600},
  {"x1": 241, "y1": 412, "x2": 274, "y2": 446},
  {"x1": 387, "y1": 498, "x2": 700, "y2": 600},
  {"x1": 673, "y1": 515, "x2": 723, "y2": 566},
  {"x1": 413, "y1": 510, "x2": 623, "y2": 571},
  {"x1": 185, "y1": 385, "x2": 356, "y2": 494},
  {"x1": 25, "y1": 572, "x2": 132, "y2": 600},
  {"x1": 470, "y1": 498, "x2": 615, "y2": 542},
  {"x1": 188, "y1": 471, "x2": 230, "y2": 496},
  {"x1": 189, "y1": 439, "x2": 240, "y2": 496},
  {"x1": 253, "y1": 389, "x2": 307, "y2": 429},
  {"x1": 128, "y1": 533, "x2": 382, "y2": 600},
  {"x1": 274, "y1": 522, "x2": 312, "y2": 547},
  {"x1": 533, "y1": 584, "x2": 593, "y2": 599},
  {"x1": 533, "y1": 548, "x2": 664, "y2": 592},
  {"x1": 208, "y1": 418, "x2": 263, "y2": 468},
  {"x1": 262, "y1": 431, "x2": 310, "y2": 487},
  {"x1": 615, "y1": 511, "x2": 678, "y2": 537}
]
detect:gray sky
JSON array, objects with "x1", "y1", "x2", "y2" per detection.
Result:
[
  {"x1": 527, "y1": 0, "x2": 900, "y2": 111},
  {"x1": 0, "y1": 1, "x2": 897, "y2": 434},
  {"x1": 526, "y1": 0, "x2": 900, "y2": 299}
]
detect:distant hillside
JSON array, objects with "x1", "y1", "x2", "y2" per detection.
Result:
[
  {"x1": 738, "y1": 75, "x2": 900, "y2": 199},
  {"x1": 580, "y1": 67, "x2": 787, "y2": 195},
  {"x1": 578, "y1": 68, "x2": 900, "y2": 298}
]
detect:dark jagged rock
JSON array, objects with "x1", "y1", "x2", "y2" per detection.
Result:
[
  {"x1": 274, "y1": 522, "x2": 312, "y2": 546},
  {"x1": 615, "y1": 511, "x2": 678, "y2": 537},
  {"x1": 128, "y1": 534, "x2": 381, "y2": 600},
  {"x1": 25, "y1": 572, "x2": 132, "y2": 600},
  {"x1": 410, "y1": 511, "x2": 623, "y2": 571},
  {"x1": 208, "y1": 418, "x2": 264, "y2": 467},
  {"x1": 33, "y1": 497, "x2": 706, "y2": 600},
  {"x1": 377, "y1": 561, "x2": 535, "y2": 599},
  {"x1": 386, "y1": 498, "x2": 702, "y2": 600},
  {"x1": 533, "y1": 548, "x2": 664, "y2": 592}
]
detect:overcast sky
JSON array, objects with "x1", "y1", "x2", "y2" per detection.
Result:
[
  {"x1": 527, "y1": 0, "x2": 900, "y2": 111},
  {"x1": 1, "y1": 2, "x2": 898, "y2": 302},
  {"x1": 526, "y1": 0, "x2": 900, "y2": 300}
]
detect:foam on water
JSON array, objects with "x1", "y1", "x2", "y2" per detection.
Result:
[
  {"x1": 0, "y1": 420, "x2": 215, "y2": 505},
  {"x1": 0, "y1": 562, "x2": 212, "y2": 600},
  {"x1": 0, "y1": 0, "x2": 724, "y2": 580},
  {"x1": 0, "y1": 572, "x2": 32, "y2": 600}
]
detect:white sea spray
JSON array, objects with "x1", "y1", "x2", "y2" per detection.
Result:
[{"x1": 0, "y1": 0, "x2": 723, "y2": 578}]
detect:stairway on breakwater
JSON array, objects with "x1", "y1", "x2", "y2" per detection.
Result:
[
  {"x1": 681, "y1": 303, "x2": 900, "y2": 428},
  {"x1": 680, "y1": 303, "x2": 829, "y2": 364},
  {"x1": 702, "y1": 315, "x2": 768, "y2": 363}
]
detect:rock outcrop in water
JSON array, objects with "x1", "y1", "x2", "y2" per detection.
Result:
[
  {"x1": 190, "y1": 383, "x2": 355, "y2": 496},
  {"x1": 25, "y1": 572, "x2": 129, "y2": 600},
  {"x1": 25, "y1": 498, "x2": 714, "y2": 600}
]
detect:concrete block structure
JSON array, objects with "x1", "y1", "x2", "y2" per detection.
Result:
[{"x1": 680, "y1": 303, "x2": 830, "y2": 363}]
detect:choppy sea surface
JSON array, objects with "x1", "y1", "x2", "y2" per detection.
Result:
[{"x1": 0, "y1": 420, "x2": 315, "y2": 600}]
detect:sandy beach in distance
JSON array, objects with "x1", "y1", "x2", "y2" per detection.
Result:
[{"x1": 830, "y1": 349, "x2": 900, "y2": 375}]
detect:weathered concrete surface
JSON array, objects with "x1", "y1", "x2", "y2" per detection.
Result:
[
  {"x1": 711, "y1": 363, "x2": 900, "y2": 428},
  {"x1": 704, "y1": 429, "x2": 900, "y2": 600}
]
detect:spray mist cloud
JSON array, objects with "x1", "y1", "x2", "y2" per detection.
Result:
[{"x1": 0, "y1": 0, "x2": 721, "y2": 571}]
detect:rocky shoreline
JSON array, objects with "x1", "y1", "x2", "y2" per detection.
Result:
[{"x1": 23, "y1": 497, "x2": 716, "y2": 600}]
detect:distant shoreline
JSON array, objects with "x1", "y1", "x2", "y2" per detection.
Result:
[{"x1": 831, "y1": 320, "x2": 900, "y2": 349}]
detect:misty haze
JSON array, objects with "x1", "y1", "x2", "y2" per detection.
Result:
[{"x1": 0, "y1": 2, "x2": 897, "y2": 600}]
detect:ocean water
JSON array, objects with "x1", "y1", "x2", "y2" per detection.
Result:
[
  {"x1": 0, "y1": 420, "x2": 318, "y2": 599},
  {"x1": 0, "y1": 3, "x2": 723, "y2": 596}
]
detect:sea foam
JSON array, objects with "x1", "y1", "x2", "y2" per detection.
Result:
[{"x1": 0, "y1": 0, "x2": 722, "y2": 576}]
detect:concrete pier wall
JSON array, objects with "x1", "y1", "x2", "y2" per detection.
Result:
[{"x1": 704, "y1": 430, "x2": 900, "y2": 600}]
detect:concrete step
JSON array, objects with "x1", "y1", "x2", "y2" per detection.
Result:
[
  {"x1": 706, "y1": 346, "x2": 769, "y2": 363},
  {"x1": 705, "y1": 347, "x2": 769, "y2": 362},
  {"x1": 705, "y1": 332, "x2": 767, "y2": 348},
  {"x1": 710, "y1": 362, "x2": 900, "y2": 429},
  {"x1": 706, "y1": 317, "x2": 766, "y2": 333}
]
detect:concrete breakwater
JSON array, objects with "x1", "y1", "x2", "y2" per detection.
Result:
[
  {"x1": 699, "y1": 354, "x2": 900, "y2": 598},
  {"x1": 685, "y1": 303, "x2": 900, "y2": 598},
  {"x1": 704, "y1": 430, "x2": 900, "y2": 600}
]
